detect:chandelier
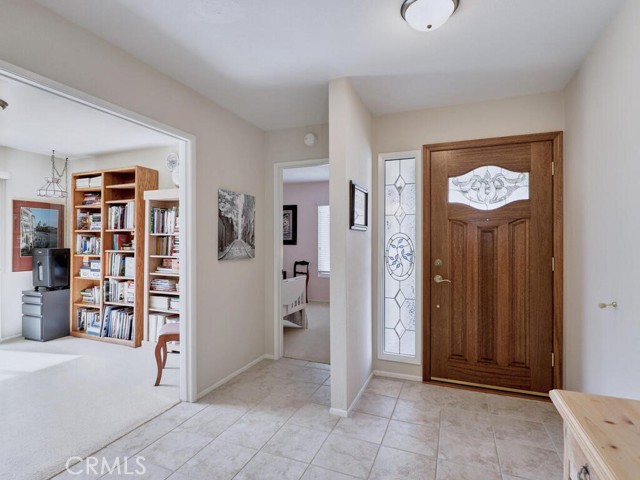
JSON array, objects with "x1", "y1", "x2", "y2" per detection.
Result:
[{"x1": 37, "y1": 150, "x2": 69, "y2": 198}]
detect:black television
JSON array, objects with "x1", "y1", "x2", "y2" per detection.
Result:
[{"x1": 32, "y1": 248, "x2": 70, "y2": 289}]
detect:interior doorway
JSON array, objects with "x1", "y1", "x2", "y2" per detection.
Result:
[
  {"x1": 274, "y1": 159, "x2": 330, "y2": 365},
  {"x1": 423, "y1": 133, "x2": 563, "y2": 396}
]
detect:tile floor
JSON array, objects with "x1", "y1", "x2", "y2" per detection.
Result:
[{"x1": 53, "y1": 358, "x2": 564, "y2": 480}]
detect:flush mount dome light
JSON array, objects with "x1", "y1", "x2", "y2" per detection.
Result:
[{"x1": 401, "y1": 0, "x2": 459, "y2": 32}]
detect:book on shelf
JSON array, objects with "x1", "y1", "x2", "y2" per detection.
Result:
[
  {"x1": 156, "y1": 236, "x2": 179, "y2": 256},
  {"x1": 77, "y1": 211, "x2": 102, "y2": 230},
  {"x1": 112, "y1": 233, "x2": 133, "y2": 251},
  {"x1": 79, "y1": 286, "x2": 101, "y2": 305},
  {"x1": 76, "y1": 234, "x2": 101, "y2": 254},
  {"x1": 102, "y1": 306, "x2": 134, "y2": 340},
  {"x1": 107, "y1": 252, "x2": 135, "y2": 276},
  {"x1": 80, "y1": 258, "x2": 101, "y2": 279},
  {"x1": 104, "y1": 278, "x2": 135, "y2": 304},
  {"x1": 83, "y1": 309, "x2": 102, "y2": 336},
  {"x1": 148, "y1": 313, "x2": 179, "y2": 342},
  {"x1": 76, "y1": 175, "x2": 102, "y2": 189},
  {"x1": 82, "y1": 193, "x2": 101, "y2": 205},
  {"x1": 108, "y1": 202, "x2": 135, "y2": 230},
  {"x1": 150, "y1": 278, "x2": 179, "y2": 293},
  {"x1": 149, "y1": 295, "x2": 179, "y2": 311},
  {"x1": 150, "y1": 206, "x2": 179, "y2": 234}
]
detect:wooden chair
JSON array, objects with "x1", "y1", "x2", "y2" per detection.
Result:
[
  {"x1": 154, "y1": 322, "x2": 180, "y2": 386},
  {"x1": 293, "y1": 260, "x2": 310, "y2": 300}
]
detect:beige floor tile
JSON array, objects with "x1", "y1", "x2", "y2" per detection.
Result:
[
  {"x1": 138, "y1": 430, "x2": 212, "y2": 471},
  {"x1": 438, "y1": 426, "x2": 500, "y2": 474},
  {"x1": 544, "y1": 422, "x2": 565, "y2": 456},
  {"x1": 172, "y1": 405, "x2": 244, "y2": 439},
  {"x1": 216, "y1": 413, "x2": 284, "y2": 450},
  {"x1": 288, "y1": 403, "x2": 341, "y2": 432},
  {"x1": 369, "y1": 446, "x2": 436, "y2": 480},
  {"x1": 292, "y1": 367, "x2": 332, "y2": 385},
  {"x1": 301, "y1": 465, "x2": 359, "y2": 479},
  {"x1": 367, "y1": 377, "x2": 405, "y2": 398},
  {"x1": 440, "y1": 408, "x2": 493, "y2": 437},
  {"x1": 235, "y1": 452, "x2": 307, "y2": 480},
  {"x1": 306, "y1": 362, "x2": 331, "y2": 371},
  {"x1": 263, "y1": 424, "x2": 329, "y2": 463},
  {"x1": 436, "y1": 459, "x2": 502, "y2": 480},
  {"x1": 312, "y1": 434, "x2": 379, "y2": 479},
  {"x1": 399, "y1": 381, "x2": 437, "y2": 403},
  {"x1": 382, "y1": 419, "x2": 439, "y2": 458},
  {"x1": 311, "y1": 385, "x2": 331, "y2": 406},
  {"x1": 323, "y1": 375, "x2": 331, "y2": 386},
  {"x1": 496, "y1": 440, "x2": 563, "y2": 480},
  {"x1": 172, "y1": 438, "x2": 256, "y2": 480},
  {"x1": 100, "y1": 460, "x2": 172, "y2": 479},
  {"x1": 354, "y1": 392, "x2": 397, "y2": 418},
  {"x1": 333, "y1": 412, "x2": 390, "y2": 444},
  {"x1": 437, "y1": 388, "x2": 489, "y2": 413},
  {"x1": 392, "y1": 399, "x2": 441, "y2": 426},
  {"x1": 492, "y1": 416, "x2": 555, "y2": 450},
  {"x1": 487, "y1": 396, "x2": 560, "y2": 424}
]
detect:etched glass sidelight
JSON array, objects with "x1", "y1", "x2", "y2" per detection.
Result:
[
  {"x1": 448, "y1": 165, "x2": 529, "y2": 211},
  {"x1": 384, "y1": 158, "x2": 416, "y2": 357}
]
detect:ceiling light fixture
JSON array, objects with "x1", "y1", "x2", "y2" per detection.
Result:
[
  {"x1": 401, "y1": 0, "x2": 459, "y2": 32},
  {"x1": 0, "y1": 98, "x2": 8, "y2": 110},
  {"x1": 37, "y1": 150, "x2": 69, "y2": 198}
]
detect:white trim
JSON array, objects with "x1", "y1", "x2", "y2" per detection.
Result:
[
  {"x1": 0, "y1": 60, "x2": 198, "y2": 403},
  {"x1": 196, "y1": 353, "x2": 273, "y2": 400},
  {"x1": 377, "y1": 151, "x2": 423, "y2": 366},
  {"x1": 0, "y1": 172, "x2": 11, "y2": 180},
  {"x1": 272, "y1": 158, "x2": 329, "y2": 360},
  {"x1": 338, "y1": 371, "x2": 374, "y2": 418},
  {"x1": 373, "y1": 370, "x2": 422, "y2": 382},
  {"x1": 0, "y1": 334, "x2": 22, "y2": 343}
]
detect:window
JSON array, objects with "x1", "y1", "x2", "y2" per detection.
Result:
[
  {"x1": 317, "y1": 205, "x2": 330, "y2": 276},
  {"x1": 380, "y1": 153, "x2": 420, "y2": 363}
]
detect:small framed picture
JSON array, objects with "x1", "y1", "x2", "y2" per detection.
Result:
[
  {"x1": 283, "y1": 205, "x2": 298, "y2": 245},
  {"x1": 350, "y1": 181, "x2": 368, "y2": 231},
  {"x1": 13, "y1": 200, "x2": 65, "y2": 272}
]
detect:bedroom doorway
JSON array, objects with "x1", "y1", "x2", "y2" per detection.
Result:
[{"x1": 274, "y1": 159, "x2": 330, "y2": 366}]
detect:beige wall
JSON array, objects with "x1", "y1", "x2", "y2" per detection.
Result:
[
  {"x1": 0, "y1": 147, "x2": 57, "y2": 340},
  {"x1": 263, "y1": 124, "x2": 328, "y2": 355},
  {"x1": 372, "y1": 92, "x2": 566, "y2": 378},
  {"x1": 329, "y1": 78, "x2": 373, "y2": 413},
  {"x1": 0, "y1": 0, "x2": 266, "y2": 395},
  {"x1": 564, "y1": 0, "x2": 640, "y2": 399}
]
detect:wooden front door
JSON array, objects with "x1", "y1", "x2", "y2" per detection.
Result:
[{"x1": 425, "y1": 133, "x2": 562, "y2": 395}]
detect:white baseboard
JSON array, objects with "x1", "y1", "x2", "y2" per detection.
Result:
[
  {"x1": 0, "y1": 334, "x2": 22, "y2": 343},
  {"x1": 196, "y1": 353, "x2": 273, "y2": 400},
  {"x1": 344, "y1": 371, "x2": 374, "y2": 417},
  {"x1": 329, "y1": 407, "x2": 348, "y2": 417},
  {"x1": 373, "y1": 370, "x2": 422, "y2": 382}
]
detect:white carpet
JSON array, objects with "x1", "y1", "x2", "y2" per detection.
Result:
[
  {"x1": 283, "y1": 302, "x2": 330, "y2": 364},
  {"x1": 0, "y1": 336, "x2": 180, "y2": 480}
]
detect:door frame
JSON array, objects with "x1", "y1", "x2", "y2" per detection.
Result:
[{"x1": 422, "y1": 132, "x2": 564, "y2": 390}]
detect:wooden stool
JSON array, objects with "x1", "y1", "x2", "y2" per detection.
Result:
[{"x1": 154, "y1": 323, "x2": 180, "y2": 386}]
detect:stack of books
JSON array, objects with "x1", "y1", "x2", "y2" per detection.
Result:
[
  {"x1": 104, "y1": 278, "x2": 135, "y2": 304},
  {"x1": 150, "y1": 206, "x2": 179, "y2": 234},
  {"x1": 150, "y1": 278, "x2": 178, "y2": 292},
  {"x1": 80, "y1": 259, "x2": 101, "y2": 279},
  {"x1": 77, "y1": 308, "x2": 100, "y2": 332},
  {"x1": 108, "y1": 202, "x2": 135, "y2": 230},
  {"x1": 155, "y1": 258, "x2": 179, "y2": 274},
  {"x1": 82, "y1": 193, "x2": 101, "y2": 205},
  {"x1": 101, "y1": 306, "x2": 134, "y2": 340},
  {"x1": 80, "y1": 286, "x2": 100, "y2": 305},
  {"x1": 76, "y1": 175, "x2": 102, "y2": 189},
  {"x1": 76, "y1": 235, "x2": 101, "y2": 254},
  {"x1": 77, "y1": 211, "x2": 102, "y2": 231}
]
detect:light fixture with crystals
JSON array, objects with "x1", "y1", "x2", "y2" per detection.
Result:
[
  {"x1": 37, "y1": 150, "x2": 69, "y2": 198},
  {"x1": 401, "y1": 0, "x2": 459, "y2": 32}
]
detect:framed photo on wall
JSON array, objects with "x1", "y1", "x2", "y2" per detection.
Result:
[
  {"x1": 13, "y1": 200, "x2": 65, "y2": 272},
  {"x1": 283, "y1": 205, "x2": 298, "y2": 245},
  {"x1": 350, "y1": 181, "x2": 368, "y2": 231}
]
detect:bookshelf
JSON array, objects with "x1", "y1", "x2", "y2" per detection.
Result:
[
  {"x1": 70, "y1": 166, "x2": 159, "y2": 347},
  {"x1": 143, "y1": 189, "x2": 181, "y2": 345}
]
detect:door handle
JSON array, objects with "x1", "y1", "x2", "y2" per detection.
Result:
[{"x1": 433, "y1": 275, "x2": 451, "y2": 284}]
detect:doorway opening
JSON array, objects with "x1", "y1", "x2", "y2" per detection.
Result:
[{"x1": 274, "y1": 159, "x2": 330, "y2": 366}]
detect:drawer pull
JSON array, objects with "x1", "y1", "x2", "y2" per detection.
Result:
[{"x1": 578, "y1": 464, "x2": 591, "y2": 480}]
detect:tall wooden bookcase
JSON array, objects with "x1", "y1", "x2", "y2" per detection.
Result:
[
  {"x1": 70, "y1": 166, "x2": 158, "y2": 347},
  {"x1": 143, "y1": 189, "x2": 180, "y2": 343}
]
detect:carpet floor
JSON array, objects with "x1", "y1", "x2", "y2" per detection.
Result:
[
  {"x1": 0, "y1": 336, "x2": 179, "y2": 480},
  {"x1": 283, "y1": 302, "x2": 330, "y2": 364}
]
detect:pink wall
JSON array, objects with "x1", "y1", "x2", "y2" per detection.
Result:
[{"x1": 283, "y1": 181, "x2": 330, "y2": 302}]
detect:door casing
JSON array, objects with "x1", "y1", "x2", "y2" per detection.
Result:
[{"x1": 422, "y1": 132, "x2": 563, "y2": 391}]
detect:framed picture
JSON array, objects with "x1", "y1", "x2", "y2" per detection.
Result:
[
  {"x1": 218, "y1": 188, "x2": 256, "y2": 261},
  {"x1": 13, "y1": 200, "x2": 65, "y2": 272},
  {"x1": 282, "y1": 205, "x2": 298, "y2": 245},
  {"x1": 350, "y1": 181, "x2": 368, "y2": 231}
]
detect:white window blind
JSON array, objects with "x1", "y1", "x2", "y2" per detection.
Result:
[{"x1": 317, "y1": 205, "x2": 330, "y2": 276}]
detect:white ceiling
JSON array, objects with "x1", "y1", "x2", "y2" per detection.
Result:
[
  {"x1": 36, "y1": 0, "x2": 624, "y2": 131},
  {"x1": 0, "y1": 74, "x2": 178, "y2": 158},
  {"x1": 283, "y1": 164, "x2": 329, "y2": 184}
]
